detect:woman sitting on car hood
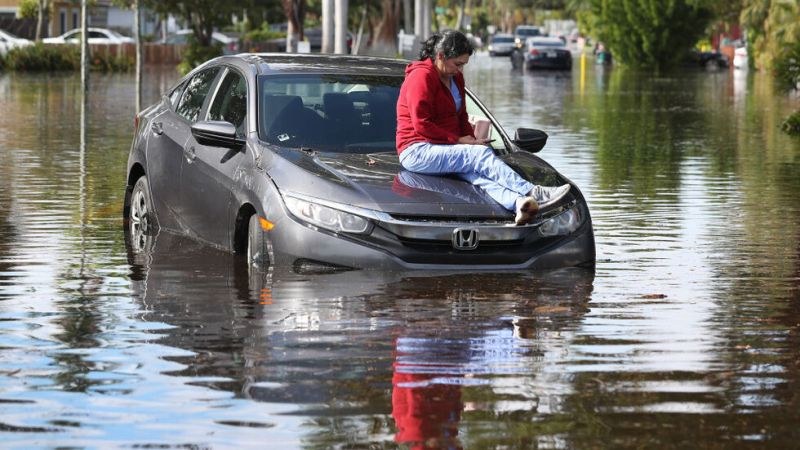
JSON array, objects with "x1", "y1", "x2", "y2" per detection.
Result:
[{"x1": 395, "y1": 30, "x2": 570, "y2": 225}]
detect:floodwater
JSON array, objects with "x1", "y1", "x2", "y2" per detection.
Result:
[{"x1": 1, "y1": 53, "x2": 799, "y2": 448}]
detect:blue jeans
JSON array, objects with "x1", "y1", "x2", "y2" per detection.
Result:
[{"x1": 399, "y1": 142, "x2": 534, "y2": 211}]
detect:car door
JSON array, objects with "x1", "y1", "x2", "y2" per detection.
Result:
[
  {"x1": 146, "y1": 66, "x2": 221, "y2": 232},
  {"x1": 180, "y1": 67, "x2": 249, "y2": 248}
]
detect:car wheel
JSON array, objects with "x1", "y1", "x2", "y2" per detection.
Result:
[
  {"x1": 129, "y1": 176, "x2": 158, "y2": 250},
  {"x1": 247, "y1": 214, "x2": 274, "y2": 268}
]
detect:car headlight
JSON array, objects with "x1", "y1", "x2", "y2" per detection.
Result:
[
  {"x1": 539, "y1": 207, "x2": 582, "y2": 237},
  {"x1": 284, "y1": 196, "x2": 371, "y2": 234}
]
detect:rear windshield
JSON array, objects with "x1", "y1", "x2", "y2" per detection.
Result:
[
  {"x1": 531, "y1": 40, "x2": 564, "y2": 47},
  {"x1": 491, "y1": 36, "x2": 514, "y2": 43},
  {"x1": 516, "y1": 27, "x2": 541, "y2": 37},
  {"x1": 258, "y1": 74, "x2": 402, "y2": 152}
]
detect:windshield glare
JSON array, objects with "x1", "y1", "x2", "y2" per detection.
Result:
[{"x1": 258, "y1": 74, "x2": 402, "y2": 153}]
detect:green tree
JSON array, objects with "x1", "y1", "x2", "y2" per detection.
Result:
[
  {"x1": 587, "y1": 0, "x2": 714, "y2": 70},
  {"x1": 741, "y1": 0, "x2": 800, "y2": 71}
]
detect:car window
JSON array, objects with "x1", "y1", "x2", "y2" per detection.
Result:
[
  {"x1": 258, "y1": 74, "x2": 401, "y2": 152},
  {"x1": 175, "y1": 67, "x2": 221, "y2": 123},
  {"x1": 88, "y1": 31, "x2": 106, "y2": 39},
  {"x1": 168, "y1": 80, "x2": 187, "y2": 108},
  {"x1": 208, "y1": 69, "x2": 247, "y2": 134}
]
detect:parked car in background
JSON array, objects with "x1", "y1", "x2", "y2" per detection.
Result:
[
  {"x1": 161, "y1": 29, "x2": 240, "y2": 54},
  {"x1": 124, "y1": 53, "x2": 595, "y2": 272},
  {"x1": 0, "y1": 29, "x2": 32, "y2": 56},
  {"x1": 513, "y1": 25, "x2": 543, "y2": 47},
  {"x1": 487, "y1": 33, "x2": 515, "y2": 56},
  {"x1": 263, "y1": 27, "x2": 354, "y2": 53},
  {"x1": 42, "y1": 27, "x2": 134, "y2": 44},
  {"x1": 514, "y1": 36, "x2": 572, "y2": 70},
  {"x1": 684, "y1": 49, "x2": 729, "y2": 70}
]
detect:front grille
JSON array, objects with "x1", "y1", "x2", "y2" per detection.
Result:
[{"x1": 397, "y1": 236, "x2": 524, "y2": 252}]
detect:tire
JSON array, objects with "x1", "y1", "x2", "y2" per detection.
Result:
[
  {"x1": 128, "y1": 176, "x2": 158, "y2": 254},
  {"x1": 247, "y1": 214, "x2": 273, "y2": 268}
]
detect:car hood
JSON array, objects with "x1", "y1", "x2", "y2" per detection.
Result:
[{"x1": 267, "y1": 148, "x2": 565, "y2": 219}]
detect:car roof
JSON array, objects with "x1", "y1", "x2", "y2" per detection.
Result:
[{"x1": 206, "y1": 53, "x2": 410, "y2": 76}]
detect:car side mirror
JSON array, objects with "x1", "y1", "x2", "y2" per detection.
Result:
[
  {"x1": 191, "y1": 120, "x2": 245, "y2": 149},
  {"x1": 513, "y1": 128, "x2": 548, "y2": 153}
]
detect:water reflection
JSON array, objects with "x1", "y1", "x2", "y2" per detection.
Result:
[{"x1": 124, "y1": 227, "x2": 594, "y2": 447}]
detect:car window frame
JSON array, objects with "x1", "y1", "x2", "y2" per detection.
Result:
[
  {"x1": 204, "y1": 66, "x2": 249, "y2": 136},
  {"x1": 174, "y1": 66, "x2": 224, "y2": 124}
]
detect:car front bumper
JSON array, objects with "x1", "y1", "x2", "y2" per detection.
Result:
[{"x1": 267, "y1": 204, "x2": 596, "y2": 271}]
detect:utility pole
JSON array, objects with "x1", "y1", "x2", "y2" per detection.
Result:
[
  {"x1": 321, "y1": 0, "x2": 334, "y2": 53},
  {"x1": 134, "y1": 0, "x2": 142, "y2": 113},
  {"x1": 334, "y1": 0, "x2": 348, "y2": 54},
  {"x1": 80, "y1": 0, "x2": 88, "y2": 94}
]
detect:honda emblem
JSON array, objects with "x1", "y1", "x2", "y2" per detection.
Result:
[{"x1": 452, "y1": 228, "x2": 479, "y2": 250}]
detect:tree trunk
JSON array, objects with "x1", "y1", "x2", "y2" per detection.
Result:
[
  {"x1": 283, "y1": 0, "x2": 305, "y2": 52},
  {"x1": 36, "y1": 0, "x2": 45, "y2": 41},
  {"x1": 373, "y1": 0, "x2": 399, "y2": 54}
]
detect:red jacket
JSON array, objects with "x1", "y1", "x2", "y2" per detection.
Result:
[{"x1": 396, "y1": 58, "x2": 475, "y2": 155}]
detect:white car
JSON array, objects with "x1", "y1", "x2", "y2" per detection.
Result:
[
  {"x1": 0, "y1": 29, "x2": 32, "y2": 55},
  {"x1": 488, "y1": 33, "x2": 515, "y2": 56},
  {"x1": 161, "y1": 29, "x2": 240, "y2": 54},
  {"x1": 42, "y1": 27, "x2": 134, "y2": 45}
]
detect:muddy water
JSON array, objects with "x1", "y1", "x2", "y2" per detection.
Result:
[{"x1": 0, "y1": 55, "x2": 799, "y2": 448}]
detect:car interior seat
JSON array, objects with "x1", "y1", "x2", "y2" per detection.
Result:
[
  {"x1": 323, "y1": 93, "x2": 362, "y2": 146},
  {"x1": 262, "y1": 93, "x2": 325, "y2": 146}
]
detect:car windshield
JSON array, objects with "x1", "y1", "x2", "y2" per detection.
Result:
[
  {"x1": 258, "y1": 73, "x2": 402, "y2": 153},
  {"x1": 516, "y1": 28, "x2": 540, "y2": 37},
  {"x1": 492, "y1": 36, "x2": 513, "y2": 43}
]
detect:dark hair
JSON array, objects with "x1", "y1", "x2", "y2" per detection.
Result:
[{"x1": 419, "y1": 30, "x2": 474, "y2": 61}]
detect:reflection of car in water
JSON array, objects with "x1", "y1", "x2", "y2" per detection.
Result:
[
  {"x1": 125, "y1": 227, "x2": 595, "y2": 446},
  {"x1": 124, "y1": 53, "x2": 595, "y2": 272}
]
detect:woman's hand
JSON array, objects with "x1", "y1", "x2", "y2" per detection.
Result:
[{"x1": 458, "y1": 135, "x2": 493, "y2": 145}]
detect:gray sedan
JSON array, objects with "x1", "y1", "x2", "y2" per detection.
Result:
[{"x1": 124, "y1": 54, "x2": 594, "y2": 272}]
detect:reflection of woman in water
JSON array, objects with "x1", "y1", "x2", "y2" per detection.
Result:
[
  {"x1": 396, "y1": 30, "x2": 570, "y2": 225},
  {"x1": 392, "y1": 337, "x2": 464, "y2": 449}
]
